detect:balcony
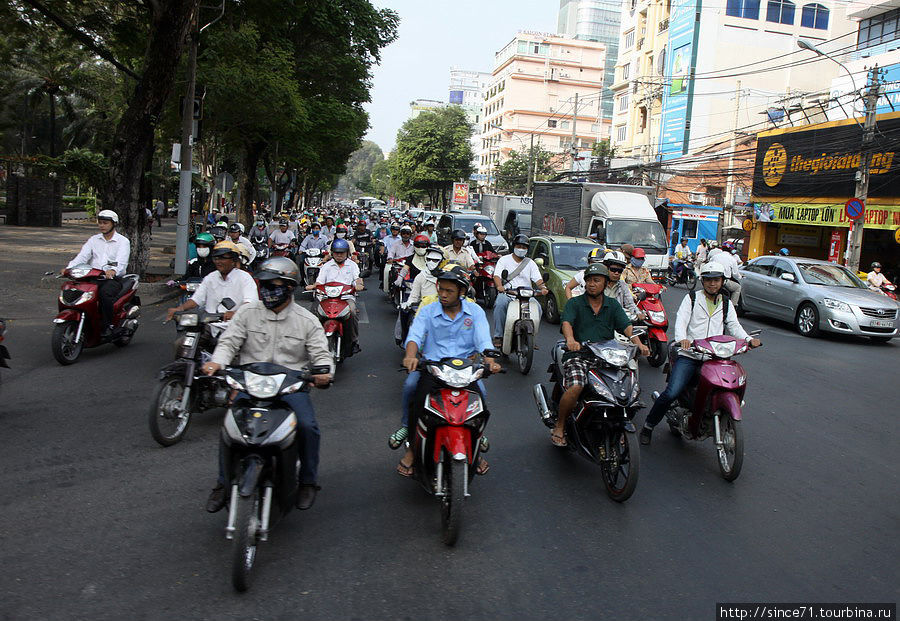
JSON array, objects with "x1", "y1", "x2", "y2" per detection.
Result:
[
  {"x1": 658, "y1": 18, "x2": 669, "y2": 32},
  {"x1": 637, "y1": 37, "x2": 644, "y2": 49}
]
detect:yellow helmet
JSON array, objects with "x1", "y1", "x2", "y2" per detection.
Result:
[
  {"x1": 587, "y1": 247, "x2": 606, "y2": 264},
  {"x1": 211, "y1": 240, "x2": 241, "y2": 258}
]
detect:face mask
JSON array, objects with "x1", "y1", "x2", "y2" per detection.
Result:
[
  {"x1": 415, "y1": 247, "x2": 427, "y2": 256},
  {"x1": 513, "y1": 247, "x2": 527, "y2": 258},
  {"x1": 196, "y1": 247, "x2": 210, "y2": 258},
  {"x1": 426, "y1": 260, "x2": 440, "y2": 272},
  {"x1": 260, "y1": 284, "x2": 292, "y2": 309},
  {"x1": 631, "y1": 258, "x2": 644, "y2": 268},
  {"x1": 336, "y1": 232, "x2": 346, "y2": 238},
  {"x1": 311, "y1": 230, "x2": 320, "y2": 237}
]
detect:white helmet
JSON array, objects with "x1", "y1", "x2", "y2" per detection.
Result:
[
  {"x1": 699, "y1": 262, "x2": 725, "y2": 278},
  {"x1": 97, "y1": 209, "x2": 119, "y2": 224},
  {"x1": 603, "y1": 250, "x2": 627, "y2": 267},
  {"x1": 473, "y1": 224, "x2": 488, "y2": 235},
  {"x1": 709, "y1": 240, "x2": 720, "y2": 249}
]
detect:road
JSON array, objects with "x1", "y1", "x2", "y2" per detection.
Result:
[{"x1": 1, "y1": 250, "x2": 898, "y2": 620}]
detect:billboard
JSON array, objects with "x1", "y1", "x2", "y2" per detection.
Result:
[
  {"x1": 449, "y1": 90, "x2": 464, "y2": 105},
  {"x1": 452, "y1": 182, "x2": 469, "y2": 205},
  {"x1": 658, "y1": 0, "x2": 700, "y2": 160}
]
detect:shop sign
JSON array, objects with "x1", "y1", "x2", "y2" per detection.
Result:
[
  {"x1": 895, "y1": 227, "x2": 900, "y2": 245},
  {"x1": 769, "y1": 202, "x2": 900, "y2": 230},
  {"x1": 829, "y1": 230, "x2": 842, "y2": 262},
  {"x1": 777, "y1": 224, "x2": 821, "y2": 247}
]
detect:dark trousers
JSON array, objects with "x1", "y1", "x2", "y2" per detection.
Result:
[
  {"x1": 218, "y1": 391, "x2": 320, "y2": 485},
  {"x1": 155, "y1": 213, "x2": 162, "y2": 226},
  {"x1": 97, "y1": 278, "x2": 123, "y2": 327},
  {"x1": 644, "y1": 355, "x2": 702, "y2": 427}
]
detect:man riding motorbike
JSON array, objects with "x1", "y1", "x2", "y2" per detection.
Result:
[
  {"x1": 305, "y1": 238, "x2": 364, "y2": 356},
  {"x1": 201, "y1": 256, "x2": 333, "y2": 512},
  {"x1": 227, "y1": 222, "x2": 256, "y2": 265},
  {"x1": 443, "y1": 229, "x2": 476, "y2": 271},
  {"x1": 603, "y1": 251, "x2": 641, "y2": 319},
  {"x1": 384, "y1": 225, "x2": 414, "y2": 293},
  {"x1": 551, "y1": 263, "x2": 648, "y2": 447},
  {"x1": 396, "y1": 234, "x2": 431, "y2": 284},
  {"x1": 564, "y1": 247, "x2": 606, "y2": 299},
  {"x1": 248, "y1": 218, "x2": 268, "y2": 244},
  {"x1": 394, "y1": 265, "x2": 500, "y2": 475},
  {"x1": 62, "y1": 209, "x2": 131, "y2": 338},
  {"x1": 327, "y1": 224, "x2": 355, "y2": 256},
  {"x1": 672, "y1": 238, "x2": 692, "y2": 278},
  {"x1": 268, "y1": 219, "x2": 296, "y2": 253},
  {"x1": 638, "y1": 262, "x2": 761, "y2": 445},
  {"x1": 622, "y1": 247, "x2": 656, "y2": 288},
  {"x1": 299, "y1": 221, "x2": 329, "y2": 252},
  {"x1": 186, "y1": 232, "x2": 217, "y2": 278},
  {"x1": 406, "y1": 246, "x2": 445, "y2": 308},
  {"x1": 492, "y1": 234, "x2": 548, "y2": 347},
  {"x1": 867, "y1": 262, "x2": 894, "y2": 293},
  {"x1": 470, "y1": 224, "x2": 495, "y2": 255},
  {"x1": 709, "y1": 241, "x2": 742, "y2": 305}
]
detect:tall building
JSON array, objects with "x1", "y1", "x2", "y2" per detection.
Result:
[
  {"x1": 558, "y1": 0, "x2": 621, "y2": 120},
  {"x1": 475, "y1": 32, "x2": 609, "y2": 187},
  {"x1": 449, "y1": 68, "x2": 492, "y2": 163},
  {"x1": 408, "y1": 99, "x2": 445, "y2": 119}
]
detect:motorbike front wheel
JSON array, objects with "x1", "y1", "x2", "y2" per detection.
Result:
[
  {"x1": 716, "y1": 414, "x2": 744, "y2": 482},
  {"x1": 328, "y1": 334, "x2": 343, "y2": 365},
  {"x1": 515, "y1": 331, "x2": 534, "y2": 375},
  {"x1": 648, "y1": 339, "x2": 666, "y2": 368},
  {"x1": 148, "y1": 376, "x2": 193, "y2": 446},
  {"x1": 483, "y1": 286, "x2": 497, "y2": 310},
  {"x1": 51, "y1": 321, "x2": 83, "y2": 365},
  {"x1": 684, "y1": 271, "x2": 697, "y2": 290},
  {"x1": 231, "y1": 492, "x2": 260, "y2": 592},
  {"x1": 441, "y1": 457, "x2": 465, "y2": 546},
  {"x1": 600, "y1": 429, "x2": 640, "y2": 502}
]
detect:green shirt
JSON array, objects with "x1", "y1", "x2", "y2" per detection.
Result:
[{"x1": 561, "y1": 293, "x2": 631, "y2": 356}]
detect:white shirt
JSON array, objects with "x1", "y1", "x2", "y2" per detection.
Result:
[
  {"x1": 67, "y1": 232, "x2": 131, "y2": 276},
  {"x1": 316, "y1": 259, "x2": 360, "y2": 285},
  {"x1": 320, "y1": 225, "x2": 336, "y2": 240},
  {"x1": 674, "y1": 244, "x2": 692, "y2": 260},
  {"x1": 495, "y1": 254, "x2": 541, "y2": 290},
  {"x1": 868, "y1": 271, "x2": 889, "y2": 287},
  {"x1": 388, "y1": 239, "x2": 414, "y2": 260},
  {"x1": 709, "y1": 252, "x2": 741, "y2": 280},
  {"x1": 269, "y1": 229, "x2": 295, "y2": 245},
  {"x1": 674, "y1": 292, "x2": 749, "y2": 346},
  {"x1": 408, "y1": 271, "x2": 437, "y2": 305},
  {"x1": 191, "y1": 268, "x2": 260, "y2": 313}
]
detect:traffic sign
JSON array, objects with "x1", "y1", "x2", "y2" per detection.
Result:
[
  {"x1": 894, "y1": 227, "x2": 900, "y2": 244},
  {"x1": 742, "y1": 218, "x2": 753, "y2": 232},
  {"x1": 844, "y1": 198, "x2": 865, "y2": 221}
]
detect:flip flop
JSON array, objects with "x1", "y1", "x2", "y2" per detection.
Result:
[
  {"x1": 550, "y1": 431, "x2": 568, "y2": 447},
  {"x1": 476, "y1": 458, "x2": 490, "y2": 476},
  {"x1": 396, "y1": 460, "x2": 414, "y2": 478}
]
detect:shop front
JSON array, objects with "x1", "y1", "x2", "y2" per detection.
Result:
[{"x1": 667, "y1": 204, "x2": 721, "y2": 254}]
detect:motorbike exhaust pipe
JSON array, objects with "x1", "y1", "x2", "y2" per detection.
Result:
[
  {"x1": 532, "y1": 383, "x2": 554, "y2": 427},
  {"x1": 123, "y1": 319, "x2": 139, "y2": 331},
  {"x1": 127, "y1": 305, "x2": 140, "y2": 318}
]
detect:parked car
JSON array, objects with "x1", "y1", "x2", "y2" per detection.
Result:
[
  {"x1": 527, "y1": 235, "x2": 603, "y2": 324},
  {"x1": 436, "y1": 212, "x2": 508, "y2": 254},
  {"x1": 739, "y1": 256, "x2": 898, "y2": 341}
]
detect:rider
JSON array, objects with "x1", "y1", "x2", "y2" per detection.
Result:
[
  {"x1": 470, "y1": 224, "x2": 496, "y2": 256},
  {"x1": 551, "y1": 263, "x2": 648, "y2": 447},
  {"x1": 672, "y1": 238, "x2": 692, "y2": 278},
  {"x1": 639, "y1": 262, "x2": 761, "y2": 445},
  {"x1": 603, "y1": 251, "x2": 641, "y2": 319},
  {"x1": 62, "y1": 209, "x2": 131, "y2": 337},
  {"x1": 165, "y1": 240, "x2": 260, "y2": 321},
  {"x1": 306, "y1": 238, "x2": 364, "y2": 356},
  {"x1": 712, "y1": 241, "x2": 742, "y2": 305},
  {"x1": 248, "y1": 218, "x2": 268, "y2": 245},
  {"x1": 492, "y1": 234, "x2": 548, "y2": 347},
  {"x1": 268, "y1": 219, "x2": 296, "y2": 251},
  {"x1": 424, "y1": 220, "x2": 438, "y2": 244},
  {"x1": 405, "y1": 246, "x2": 445, "y2": 308},
  {"x1": 564, "y1": 247, "x2": 606, "y2": 299},
  {"x1": 384, "y1": 224, "x2": 414, "y2": 293},
  {"x1": 227, "y1": 222, "x2": 256, "y2": 265},
  {"x1": 201, "y1": 256, "x2": 333, "y2": 512},
  {"x1": 867, "y1": 262, "x2": 894, "y2": 292},
  {"x1": 395, "y1": 265, "x2": 500, "y2": 476},
  {"x1": 185, "y1": 232, "x2": 217, "y2": 278},
  {"x1": 443, "y1": 229, "x2": 475, "y2": 270},
  {"x1": 321, "y1": 215, "x2": 336, "y2": 240},
  {"x1": 396, "y1": 233, "x2": 431, "y2": 285},
  {"x1": 328, "y1": 223, "x2": 356, "y2": 256},
  {"x1": 622, "y1": 247, "x2": 656, "y2": 287},
  {"x1": 353, "y1": 220, "x2": 373, "y2": 252},
  {"x1": 299, "y1": 221, "x2": 329, "y2": 253}
]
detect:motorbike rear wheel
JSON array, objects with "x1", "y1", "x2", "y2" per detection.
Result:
[
  {"x1": 600, "y1": 429, "x2": 640, "y2": 502},
  {"x1": 515, "y1": 332, "x2": 534, "y2": 375},
  {"x1": 684, "y1": 270, "x2": 697, "y2": 290},
  {"x1": 231, "y1": 492, "x2": 260, "y2": 592},
  {"x1": 483, "y1": 286, "x2": 497, "y2": 310},
  {"x1": 716, "y1": 414, "x2": 744, "y2": 482},
  {"x1": 148, "y1": 376, "x2": 193, "y2": 446},
  {"x1": 441, "y1": 456, "x2": 465, "y2": 546},
  {"x1": 647, "y1": 339, "x2": 666, "y2": 368},
  {"x1": 51, "y1": 321, "x2": 83, "y2": 365}
]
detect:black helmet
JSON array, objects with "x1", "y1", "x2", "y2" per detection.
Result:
[
  {"x1": 871, "y1": 262, "x2": 882, "y2": 269},
  {"x1": 256, "y1": 256, "x2": 300, "y2": 286},
  {"x1": 436, "y1": 264, "x2": 469, "y2": 292},
  {"x1": 512, "y1": 234, "x2": 529, "y2": 247},
  {"x1": 228, "y1": 222, "x2": 242, "y2": 233},
  {"x1": 451, "y1": 229, "x2": 467, "y2": 241}
]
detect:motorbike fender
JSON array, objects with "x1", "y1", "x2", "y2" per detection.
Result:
[
  {"x1": 238, "y1": 455, "x2": 265, "y2": 497},
  {"x1": 711, "y1": 391, "x2": 743, "y2": 422},
  {"x1": 54, "y1": 309, "x2": 82, "y2": 323},
  {"x1": 432, "y1": 425, "x2": 471, "y2": 465},
  {"x1": 649, "y1": 327, "x2": 668, "y2": 342},
  {"x1": 157, "y1": 360, "x2": 194, "y2": 385},
  {"x1": 322, "y1": 319, "x2": 343, "y2": 336}
]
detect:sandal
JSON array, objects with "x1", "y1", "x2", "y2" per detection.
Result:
[
  {"x1": 476, "y1": 458, "x2": 490, "y2": 476},
  {"x1": 388, "y1": 427, "x2": 409, "y2": 450},
  {"x1": 550, "y1": 430, "x2": 568, "y2": 447},
  {"x1": 396, "y1": 459, "x2": 415, "y2": 478}
]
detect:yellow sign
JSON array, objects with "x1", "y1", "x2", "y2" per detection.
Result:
[
  {"x1": 451, "y1": 359, "x2": 464, "y2": 366},
  {"x1": 895, "y1": 227, "x2": 900, "y2": 244},
  {"x1": 742, "y1": 218, "x2": 753, "y2": 232},
  {"x1": 762, "y1": 143, "x2": 787, "y2": 187},
  {"x1": 769, "y1": 202, "x2": 900, "y2": 230}
]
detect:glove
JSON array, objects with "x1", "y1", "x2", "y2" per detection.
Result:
[{"x1": 394, "y1": 276, "x2": 403, "y2": 287}]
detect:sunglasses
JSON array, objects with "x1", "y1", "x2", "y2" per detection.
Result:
[{"x1": 607, "y1": 267, "x2": 624, "y2": 273}]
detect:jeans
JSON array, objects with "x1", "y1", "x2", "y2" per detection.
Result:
[
  {"x1": 97, "y1": 278, "x2": 123, "y2": 327},
  {"x1": 400, "y1": 370, "x2": 486, "y2": 427},
  {"x1": 492, "y1": 293, "x2": 541, "y2": 339},
  {"x1": 672, "y1": 259, "x2": 684, "y2": 277},
  {"x1": 644, "y1": 355, "x2": 702, "y2": 428},
  {"x1": 218, "y1": 391, "x2": 320, "y2": 485}
]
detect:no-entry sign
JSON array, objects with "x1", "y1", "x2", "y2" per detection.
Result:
[{"x1": 845, "y1": 198, "x2": 865, "y2": 220}]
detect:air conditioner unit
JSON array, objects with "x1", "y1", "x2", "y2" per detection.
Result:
[{"x1": 688, "y1": 191, "x2": 704, "y2": 203}]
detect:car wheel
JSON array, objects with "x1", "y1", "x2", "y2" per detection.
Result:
[
  {"x1": 795, "y1": 302, "x2": 820, "y2": 337},
  {"x1": 545, "y1": 293, "x2": 560, "y2": 324},
  {"x1": 736, "y1": 294, "x2": 747, "y2": 317}
]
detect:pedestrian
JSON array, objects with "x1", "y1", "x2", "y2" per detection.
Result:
[
  {"x1": 155, "y1": 198, "x2": 164, "y2": 226},
  {"x1": 145, "y1": 206, "x2": 153, "y2": 238}
]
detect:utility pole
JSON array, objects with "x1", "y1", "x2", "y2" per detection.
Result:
[
  {"x1": 174, "y1": 20, "x2": 198, "y2": 277},
  {"x1": 570, "y1": 92, "x2": 578, "y2": 171},
  {"x1": 847, "y1": 67, "x2": 880, "y2": 273},
  {"x1": 526, "y1": 133, "x2": 534, "y2": 195},
  {"x1": 725, "y1": 80, "x2": 742, "y2": 229}
]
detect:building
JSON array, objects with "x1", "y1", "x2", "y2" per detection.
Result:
[
  {"x1": 408, "y1": 99, "x2": 445, "y2": 120},
  {"x1": 557, "y1": 0, "x2": 622, "y2": 120},
  {"x1": 475, "y1": 32, "x2": 610, "y2": 189},
  {"x1": 449, "y1": 68, "x2": 492, "y2": 166}
]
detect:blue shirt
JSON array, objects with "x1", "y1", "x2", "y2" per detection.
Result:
[{"x1": 405, "y1": 299, "x2": 493, "y2": 361}]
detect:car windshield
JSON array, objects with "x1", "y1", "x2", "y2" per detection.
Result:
[
  {"x1": 606, "y1": 219, "x2": 667, "y2": 252},
  {"x1": 456, "y1": 217, "x2": 499, "y2": 235},
  {"x1": 797, "y1": 263, "x2": 865, "y2": 288},
  {"x1": 553, "y1": 243, "x2": 601, "y2": 270}
]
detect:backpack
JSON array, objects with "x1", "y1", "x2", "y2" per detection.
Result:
[{"x1": 687, "y1": 289, "x2": 730, "y2": 319}]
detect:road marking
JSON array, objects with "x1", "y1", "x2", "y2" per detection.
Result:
[{"x1": 357, "y1": 301, "x2": 369, "y2": 324}]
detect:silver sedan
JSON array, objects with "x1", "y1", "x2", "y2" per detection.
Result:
[{"x1": 738, "y1": 256, "x2": 899, "y2": 342}]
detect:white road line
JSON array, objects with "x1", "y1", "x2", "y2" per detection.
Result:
[{"x1": 357, "y1": 301, "x2": 370, "y2": 324}]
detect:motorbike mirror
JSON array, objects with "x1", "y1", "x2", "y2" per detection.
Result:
[
  {"x1": 501, "y1": 269, "x2": 509, "y2": 280},
  {"x1": 482, "y1": 349, "x2": 501, "y2": 359},
  {"x1": 535, "y1": 258, "x2": 544, "y2": 267},
  {"x1": 780, "y1": 272, "x2": 796, "y2": 282},
  {"x1": 220, "y1": 297, "x2": 236, "y2": 310}
]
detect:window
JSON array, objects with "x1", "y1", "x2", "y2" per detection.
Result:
[
  {"x1": 771, "y1": 260, "x2": 796, "y2": 279},
  {"x1": 616, "y1": 125, "x2": 627, "y2": 141},
  {"x1": 681, "y1": 219, "x2": 698, "y2": 239},
  {"x1": 726, "y1": 0, "x2": 760, "y2": 19},
  {"x1": 548, "y1": 119, "x2": 557, "y2": 128},
  {"x1": 560, "y1": 136, "x2": 572, "y2": 148},
  {"x1": 591, "y1": 123, "x2": 601, "y2": 132},
  {"x1": 560, "y1": 120, "x2": 570, "y2": 129},
  {"x1": 858, "y1": 7, "x2": 898, "y2": 47},
  {"x1": 801, "y1": 3, "x2": 828, "y2": 29},
  {"x1": 624, "y1": 30, "x2": 635, "y2": 48},
  {"x1": 746, "y1": 257, "x2": 775, "y2": 275},
  {"x1": 622, "y1": 63, "x2": 631, "y2": 80},
  {"x1": 617, "y1": 94, "x2": 629, "y2": 112},
  {"x1": 767, "y1": 0, "x2": 795, "y2": 24},
  {"x1": 638, "y1": 106, "x2": 648, "y2": 132}
]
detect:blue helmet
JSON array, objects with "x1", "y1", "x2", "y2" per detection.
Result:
[
  {"x1": 331, "y1": 238, "x2": 350, "y2": 253},
  {"x1": 779, "y1": 247, "x2": 790, "y2": 256}
]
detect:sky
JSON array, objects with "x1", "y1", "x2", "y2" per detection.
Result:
[{"x1": 364, "y1": 0, "x2": 558, "y2": 154}]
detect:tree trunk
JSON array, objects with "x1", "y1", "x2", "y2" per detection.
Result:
[
  {"x1": 101, "y1": 0, "x2": 199, "y2": 274},
  {"x1": 239, "y1": 140, "x2": 266, "y2": 225}
]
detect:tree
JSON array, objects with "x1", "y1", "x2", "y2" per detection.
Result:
[
  {"x1": 337, "y1": 140, "x2": 383, "y2": 196},
  {"x1": 494, "y1": 145, "x2": 567, "y2": 195},
  {"x1": 592, "y1": 138, "x2": 616, "y2": 167}
]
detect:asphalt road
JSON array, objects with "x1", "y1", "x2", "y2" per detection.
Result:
[{"x1": 1, "y1": 264, "x2": 898, "y2": 620}]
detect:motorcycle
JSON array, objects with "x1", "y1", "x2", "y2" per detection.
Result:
[
  {"x1": 404, "y1": 353, "x2": 499, "y2": 545},
  {"x1": 219, "y1": 361, "x2": 332, "y2": 591},
  {"x1": 533, "y1": 339, "x2": 642, "y2": 502},
  {"x1": 386, "y1": 258, "x2": 406, "y2": 305},
  {"x1": 51, "y1": 265, "x2": 141, "y2": 365},
  {"x1": 251, "y1": 241, "x2": 269, "y2": 269},
  {"x1": 473, "y1": 251, "x2": 500, "y2": 309},
  {"x1": 499, "y1": 272, "x2": 542, "y2": 374},
  {"x1": 872, "y1": 283, "x2": 897, "y2": 301},
  {"x1": 148, "y1": 303, "x2": 234, "y2": 446},
  {"x1": 312, "y1": 282, "x2": 356, "y2": 364},
  {"x1": 0, "y1": 318, "x2": 10, "y2": 383},
  {"x1": 667, "y1": 259, "x2": 697, "y2": 289},
  {"x1": 301, "y1": 247, "x2": 324, "y2": 286},
  {"x1": 355, "y1": 237, "x2": 374, "y2": 277},
  {"x1": 653, "y1": 333, "x2": 758, "y2": 481},
  {"x1": 633, "y1": 283, "x2": 669, "y2": 368}
]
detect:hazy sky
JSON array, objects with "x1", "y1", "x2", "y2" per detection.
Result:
[{"x1": 364, "y1": 0, "x2": 557, "y2": 154}]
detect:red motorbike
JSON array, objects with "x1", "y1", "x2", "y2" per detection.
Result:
[
  {"x1": 474, "y1": 251, "x2": 500, "y2": 308},
  {"x1": 407, "y1": 353, "x2": 498, "y2": 546},
  {"x1": 52, "y1": 265, "x2": 141, "y2": 365},
  {"x1": 271, "y1": 243, "x2": 292, "y2": 258},
  {"x1": 313, "y1": 281, "x2": 355, "y2": 364},
  {"x1": 654, "y1": 334, "x2": 758, "y2": 481},
  {"x1": 633, "y1": 283, "x2": 668, "y2": 367}
]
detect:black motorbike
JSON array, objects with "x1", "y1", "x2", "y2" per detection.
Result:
[
  {"x1": 219, "y1": 361, "x2": 331, "y2": 591},
  {"x1": 355, "y1": 235, "x2": 374, "y2": 278},
  {"x1": 533, "y1": 339, "x2": 642, "y2": 502},
  {"x1": 667, "y1": 259, "x2": 697, "y2": 289}
]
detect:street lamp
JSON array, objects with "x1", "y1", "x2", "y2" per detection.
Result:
[{"x1": 797, "y1": 39, "x2": 861, "y2": 121}]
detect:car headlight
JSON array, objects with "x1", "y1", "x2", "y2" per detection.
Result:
[
  {"x1": 244, "y1": 372, "x2": 285, "y2": 398},
  {"x1": 647, "y1": 310, "x2": 666, "y2": 323},
  {"x1": 325, "y1": 285, "x2": 343, "y2": 298},
  {"x1": 823, "y1": 298, "x2": 852, "y2": 313},
  {"x1": 178, "y1": 313, "x2": 199, "y2": 327},
  {"x1": 599, "y1": 347, "x2": 630, "y2": 367}
]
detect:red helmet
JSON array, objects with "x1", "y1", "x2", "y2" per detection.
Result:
[
  {"x1": 335, "y1": 223, "x2": 348, "y2": 232},
  {"x1": 413, "y1": 234, "x2": 430, "y2": 248},
  {"x1": 632, "y1": 247, "x2": 646, "y2": 259}
]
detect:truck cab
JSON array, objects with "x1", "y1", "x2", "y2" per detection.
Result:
[{"x1": 588, "y1": 191, "x2": 669, "y2": 281}]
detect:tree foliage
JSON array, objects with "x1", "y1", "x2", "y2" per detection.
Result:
[
  {"x1": 336, "y1": 140, "x2": 383, "y2": 196},
  {"x1": 494, "y1": 145, "x2": 567, "y2": 195}
]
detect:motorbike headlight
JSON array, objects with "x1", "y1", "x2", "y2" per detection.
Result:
[
  {"x1": 185, "y1": 282, "x2": 200, "y2": 292},
  {"x1": 430, "y1": 363, "x2": 482, "y2": 388},
  {"x1": 68, "y1": 266, "x2": 92, "y2": 279},
  {"x1": 244, "y1": 372, "x2": 285, "y2": 399},
  {"x1": 308, "y1": 258, "x2": 321, "y2": 267},
  {"x1": 59, "y1": 290, "x2": 95, "y2": 306},
  {"x1": 519, "y1": 289, "x2": 534, "y2": 298},
  {"x1": 599, "y1": 347, "x2": 630, "y2": 367},
  {"x1": 710, "y1": 340, "x2": 737, "y2": 358},
  {"x1": 178, "y1": 313, "x2": 199, "y2": 327},
  {"x1": 647, "y1": 310, "x2": 666, "y2": 323},
  {"x1": 823, "y1": 298, "x2": 852, "y2": 313},
  {"x1": 325, "y1": 285, "x2": 343, "y2": 298}
]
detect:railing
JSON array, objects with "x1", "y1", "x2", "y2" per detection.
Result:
[{"x1": 658, "y1": 18, "x2": 669, "y2": 32}]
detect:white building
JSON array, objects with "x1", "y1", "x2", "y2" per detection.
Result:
[{"x1": 449, "y1": 68, "x2": 492, "y2": 165}]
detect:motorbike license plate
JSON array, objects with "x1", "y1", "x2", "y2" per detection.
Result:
[{"x1": 870, "y1": 320, "x2": 894, "y2": 328}]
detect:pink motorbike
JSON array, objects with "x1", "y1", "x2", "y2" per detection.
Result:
[{"x1": 654, "y1": 334, "x2": 758, "y2": 481}]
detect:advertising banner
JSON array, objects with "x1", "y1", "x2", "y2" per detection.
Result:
[
  {"x1": 766, "y1": 202, "x2": 900, "y2": 230},
  {"x1": 658, "y1": 0, "x2": 700, "y2": 160},
  {"x1": 452, "y1": 182, "x2": 469, "y2": 205}
]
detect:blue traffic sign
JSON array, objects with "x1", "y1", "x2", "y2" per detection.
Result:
[{"x1": 845, "y1": 198, "x2": 865, "y2": 220}]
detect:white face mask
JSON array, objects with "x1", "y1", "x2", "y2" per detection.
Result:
[
  {"x1": 336, "y1": 232, "x2": 346, "y2": 238},
  {"x1": 513, "y1": 247, "x2": 527, "y2": 258},
  {"x1": 196, "y1": 247, "x2": 210, "y2": 258},
  {"x1": 425, "y1": 260, "x2": 440, "y2": 271},
  {"x1": 415, "y1": 247, "x2": 427, "y2": 256}
]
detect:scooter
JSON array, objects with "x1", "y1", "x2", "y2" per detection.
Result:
[
  {"x1": 312, "y1": 282, "x2": 356, "y2": 364},
  {"x1": 633, "y1": 283, "x2": 668, "y2": 367},
  {"x1": 301, "y1": 247, "x2": 324, "y2": 285},
  {"x1": 499, "y1": 271, "x2": 542, "y2": 374},
  {"x1": 533, "y1": 339, "x2": 642, "y2": 502},
  {"x1": 51, "y1": 265, "x2": 141, "y2": 365},
  {"x1": 667, "y1": 259, "x2": 697, "y2": 289},
  {"x1": 653, "y1": 334, "x2": 758, "y2": 481},
  {"x1": 271, "y1": 243, "x2": 292, "y2": 259},
  {"x1": 405, "y1": 353, "x2": 499, "y2": 545},
  {"x1": 473, "y1": 251, "x2": 500, "y2": 309},
  {"x1": 355, "y1": 237, "x2": 374, "y2": 278},
  {"x1": 251, "y1": 241, "x2": 269, "y2": 269},
  {"x1": 219, "y1": 361, "x2": 332, "y2": 591},
  {"x1": 872, "y1": 283, "x2": 897, "y2": 301}
]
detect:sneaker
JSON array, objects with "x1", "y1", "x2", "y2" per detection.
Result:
[
  {"x1": 206, "y1": 483, "x2": 226, "y2": 513},
  {"x1": 296, "y1": 483, "x2": 320, "y2": 510},
  {"x1": 639, "y1": 426, "x2": 653, "y2": 446}
]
